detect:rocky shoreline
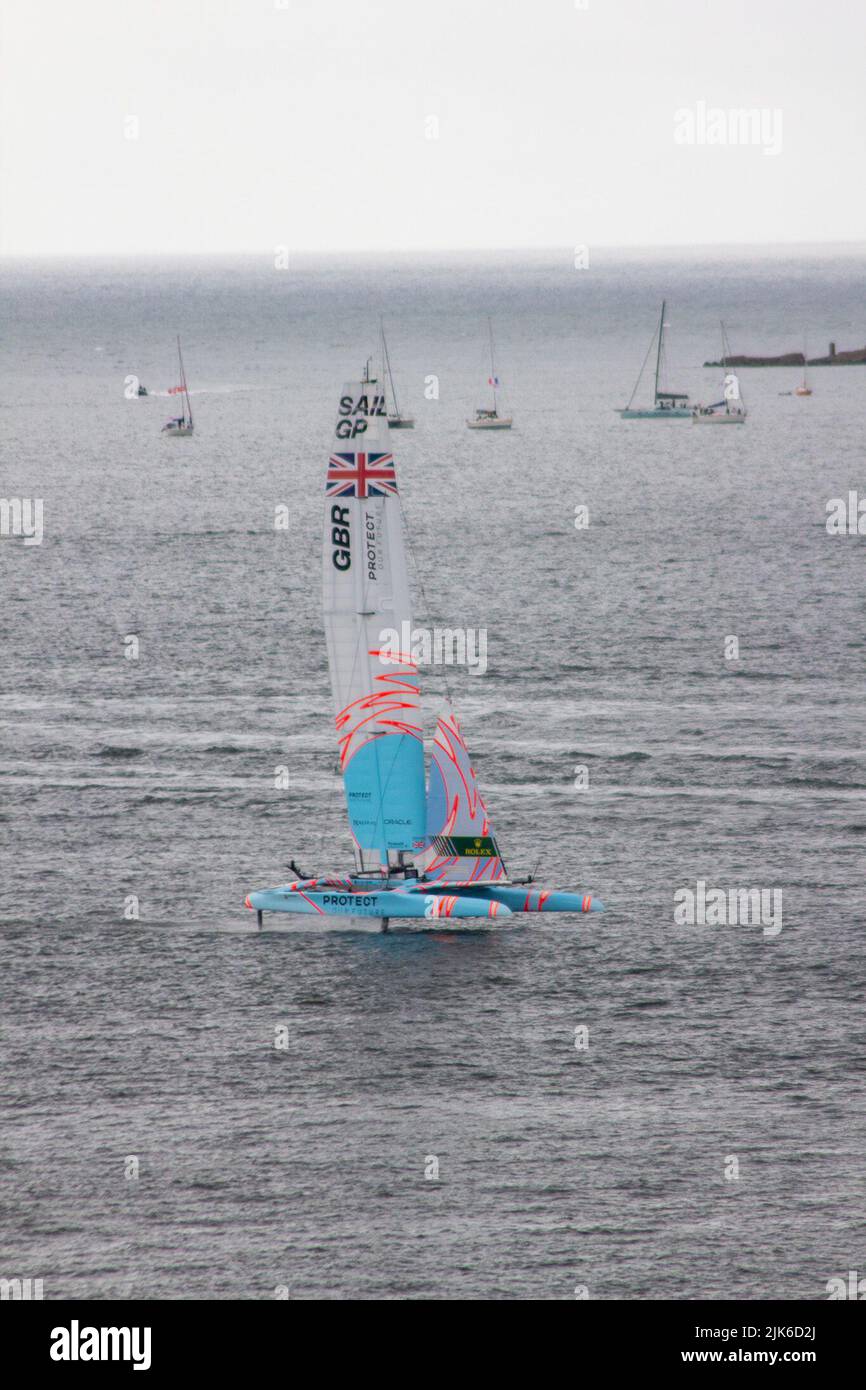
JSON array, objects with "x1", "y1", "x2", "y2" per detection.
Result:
[{"x1": 704, "y1": 341, "x2": 866, "y2": 367}]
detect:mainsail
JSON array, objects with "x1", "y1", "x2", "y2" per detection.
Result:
[{"x1": 322, "y1": 377, "x2": 426, "y2": 871}]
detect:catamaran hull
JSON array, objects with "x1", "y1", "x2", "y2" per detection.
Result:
[
  {"x1": 469, "y1": 885, "x2": 602, "y2": 914},
  {"x1": 245, "y1": 882, "x2": 602, "y2": 924},
  {"x1": 245, "y1": 888, "x2": 512, "y2": 921},
  {"x1": 387, "y1": 417, "x2": 415, "y2": 429},
  {"x1": 163, "y1": 426, "x2": 194, "y2": 436}
]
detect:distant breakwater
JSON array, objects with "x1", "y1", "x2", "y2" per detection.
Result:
[{"x1": 704, "y1": 341, "x2": 866, "y2": 367}]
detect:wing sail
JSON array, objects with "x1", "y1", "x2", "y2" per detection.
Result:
[{"x1": 322, "y1": 379, "x2": 426, "y2": 868}]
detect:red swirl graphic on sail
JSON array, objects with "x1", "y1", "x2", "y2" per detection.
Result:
[
  {"x1": 418, "y1": 710, "x2": 507, "y2": 883},
  {"x1": 335, "y1": 650, "x2": 422, "y2": 771}
]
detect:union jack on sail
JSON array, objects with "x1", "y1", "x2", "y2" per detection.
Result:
[{"x1": 326, "y1": 451, "x2": 397, "y2": 498}]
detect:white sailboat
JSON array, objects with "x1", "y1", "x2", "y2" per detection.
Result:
[
  {"x1": 795, "y1": 337, "x2": 813, "y2": 396},
  {"x1": 162, "y1": 336, "x2": 194, "y2": 436},
  {"x1": 620, "y1": 299, "x2": 691, "y2": 418},
  {"x1": 692, "y1": 322, "x2": 747, "y2": 424},
  {"x1": 245, "y1": 370, "x2": 602, "y2": 930},
  {"x1": 380, "y1": 320, "x2": 414, "y2": 429},
  {"x1": 467, "y1": 317, "x2": 512, "y2": 429}
]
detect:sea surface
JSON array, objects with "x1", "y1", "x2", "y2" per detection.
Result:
[{"x1": 1, "y1": 247, "x2": 864, "y2": 1300}]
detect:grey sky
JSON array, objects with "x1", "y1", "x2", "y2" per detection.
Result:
[{"x1": 1, "y1": 0, "x2": 863, "y2": 254}]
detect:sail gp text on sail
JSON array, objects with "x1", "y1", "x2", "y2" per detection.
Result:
[{"x1": 335, "y1": 388, "x2": 387, "y2": 437}]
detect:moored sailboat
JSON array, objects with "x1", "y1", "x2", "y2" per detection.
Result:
[
  {"x1": 245, "y1": 373, "x2": 601, "y2": 929},
  {"x1": 162, "y1": 336, "x2": 194, "y2": 436},
  {"x1": 467, "y1": 317, "x2": 512, "y2": 429},
  {"x1": 795, "y1": 338, "x2": 813, "y2": 396},
  {"x1": 380, "y1": 320, "x2": 414, "y2": 428},
  {"x1": 620, "y1": 299, "x2": 691, "y2": 418},
  {"x1": 692, "y1": 322, "x2": 747, "y2": 423}
]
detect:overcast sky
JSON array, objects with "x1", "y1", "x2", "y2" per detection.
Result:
[{"x1": 1, "y1": 0, "x2": 864, "y2": 254}]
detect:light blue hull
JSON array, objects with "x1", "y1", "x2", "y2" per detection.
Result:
[
  {"x1": 247, "y1": 886, "x2": 509, "y2": 921},
  {"x1": 476, "y1": 885, "x2": 603, "y2": 914},
  {"x1": 245, "y1": 879, "x2": 603, "y2": 924}
]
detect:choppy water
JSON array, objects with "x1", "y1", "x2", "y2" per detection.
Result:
[{"x1": 1, "y1": 248, "x2": 864, "y2": 1299}]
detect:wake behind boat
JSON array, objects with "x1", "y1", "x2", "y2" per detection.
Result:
[
  {"x1": 246, "y1": 374, "x2": 601, "y2": 930},
  {"x1": 162, "y1": 336, "x2": 194, "y2": 436},
  {"x1": 620, "y1": 299, "x2": 691, "y2": 418}
]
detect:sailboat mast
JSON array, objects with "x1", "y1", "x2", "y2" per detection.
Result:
[
  {"x1": 380, "y1": 319, "x2": 400, "y2": 417},
  {"x1": 488, "y1": 316, "x2": 498, "y2": 410},
  {"x1": 802, "y1": 334, "x2": 808, "y2": 388},
  {"x1": 177, "y1": 335, "x2": 192, "y2": 426},
  {"x1": 653, "y1": 300, "x2": 665, "y2": 402}
]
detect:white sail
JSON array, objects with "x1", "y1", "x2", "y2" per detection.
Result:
[
  {"x1": 723, "y1": 372, "x2": 741, "y2": 402},
  {"x1": 322, "y1": 377, "x2": 426, "y2": 871}
]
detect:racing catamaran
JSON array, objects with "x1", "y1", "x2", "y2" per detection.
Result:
[{"x1": 245, "y1": 372, "x2": 603, "y2": 930}]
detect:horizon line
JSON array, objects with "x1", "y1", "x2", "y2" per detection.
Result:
[{"x1": 1, "y1": 237, "x2": 866, "y2": 260}]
